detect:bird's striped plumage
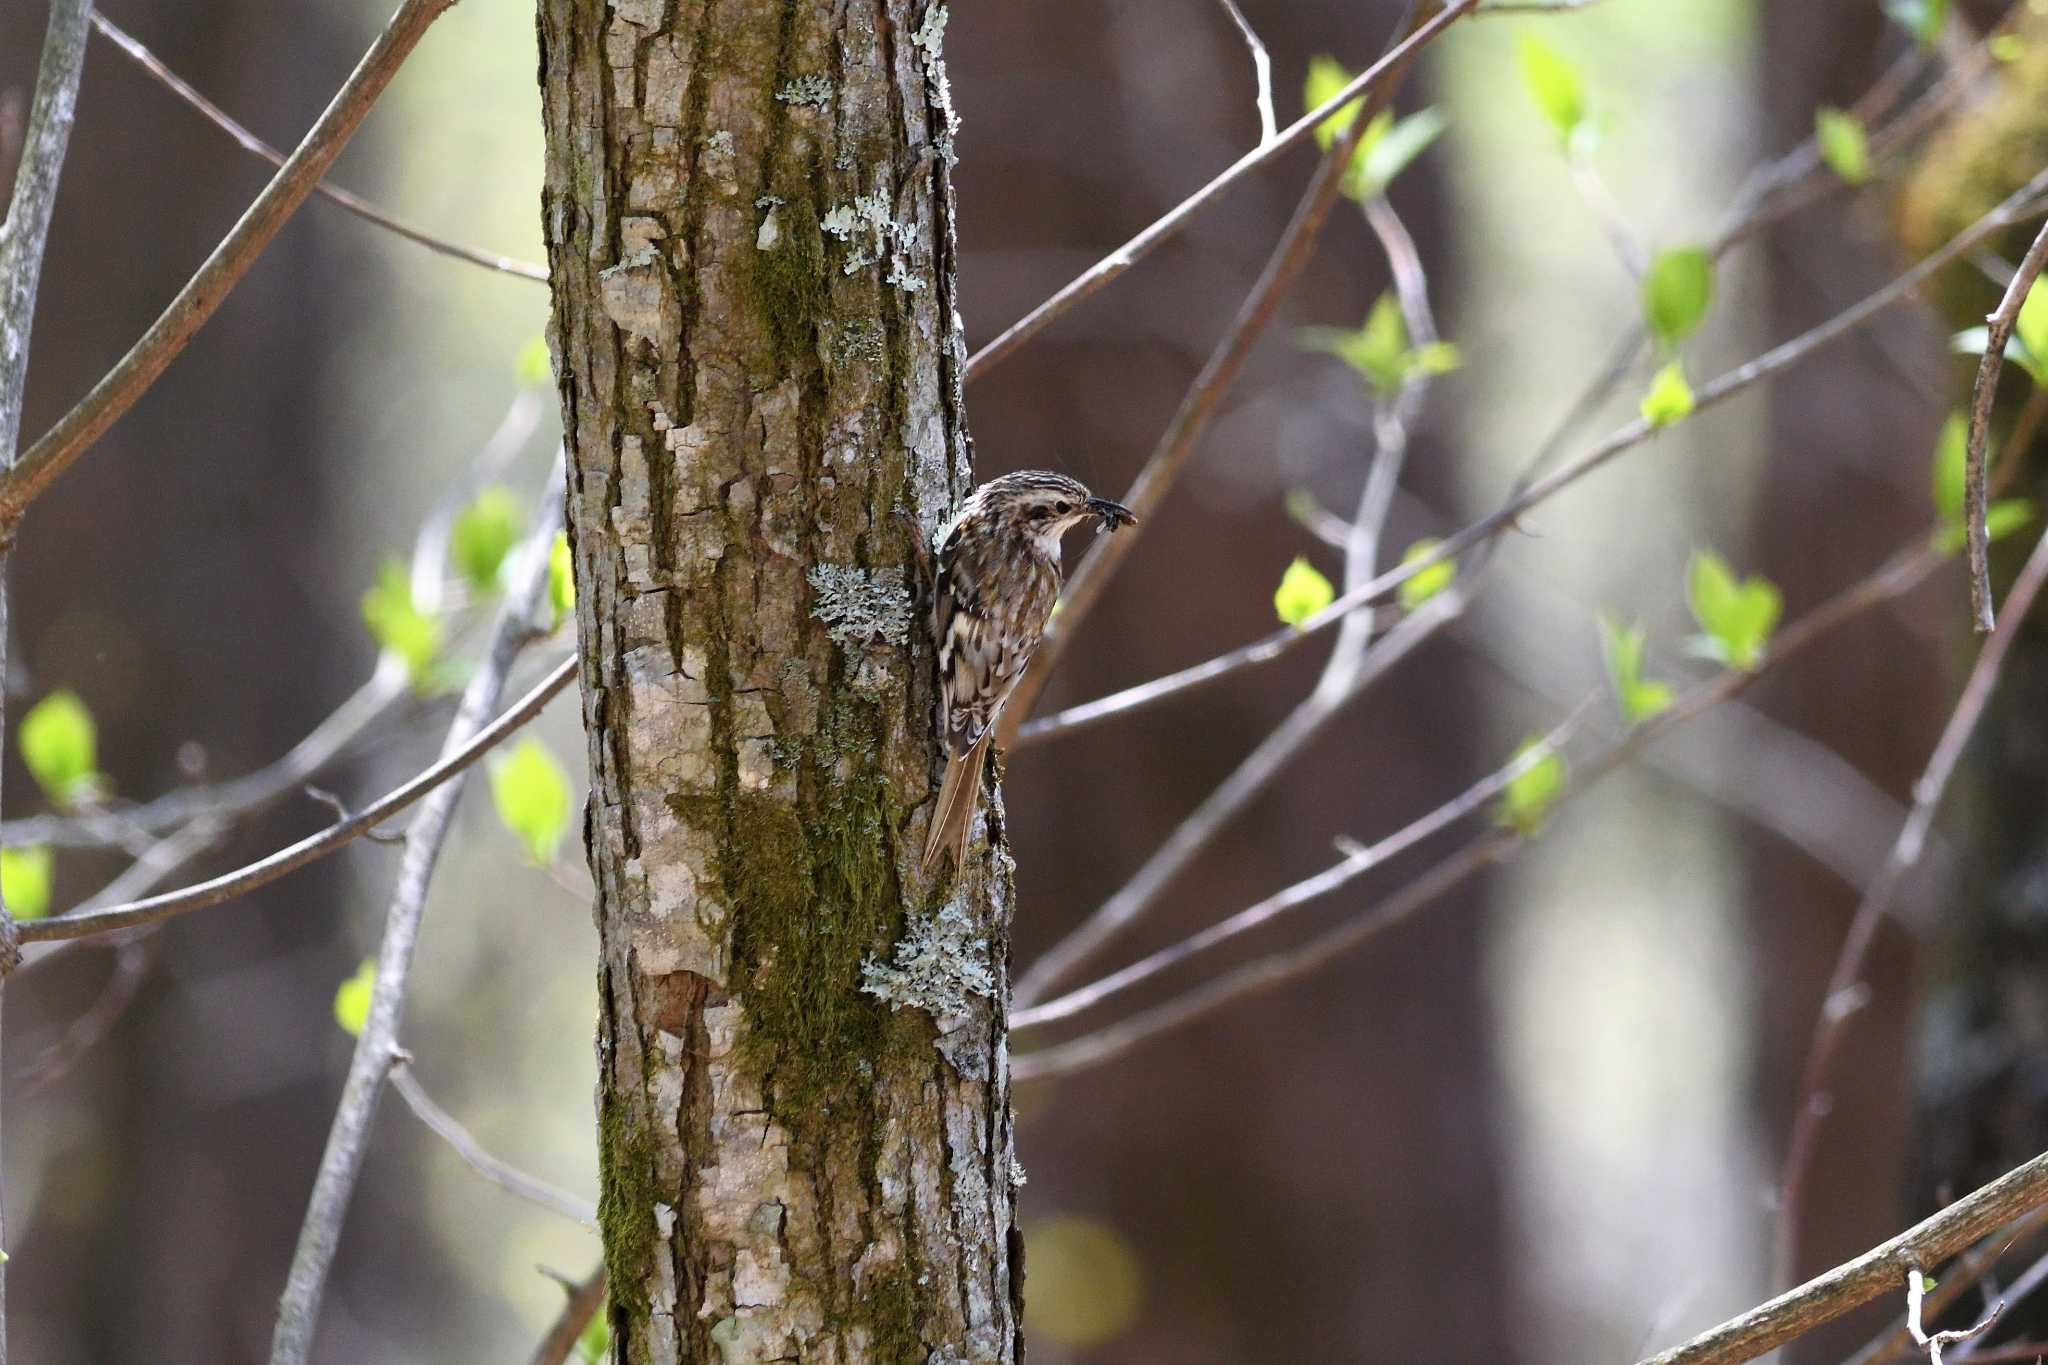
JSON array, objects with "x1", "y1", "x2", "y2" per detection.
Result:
[{"x1": 922, "y1": 471, "x2": 1134, "y2": 872}]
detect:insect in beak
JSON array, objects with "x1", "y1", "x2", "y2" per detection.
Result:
[{"x1": 1086, "y1": 496, "x2": 1137, "y2": 533}]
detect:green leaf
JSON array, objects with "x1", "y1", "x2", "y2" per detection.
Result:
[
  {"x1": 0, "y1": 846, "x2": 53, "y2": 921},
  {"x1": 490, "y1": 737, "x2": 574, "y2": 865},
  {"x1": 1304, "y1": 54, "x2": 1364, "y2": 151},
  {"x1": 1883, "y1": 0, "x2": 1949, "y2": 45},
  {"x1": 1932, "y1": 411, "x2": 1968, "y2": 526},
  {"x1": 1408, "y1": 341, "x2": 1462, "y2": 377},
  {"x1": 1814, "y1": 107, "x2": 1870, "y2": 185},
  {"x1": 1643, "y1": 246, "x2": 1716, "y2": 348},
  {"x1": 1986, "y1": 498, "x2": 2037, "y2": 545},
  {"x1": 516, "y1": 335, "x2": 554, "y2": 388},
  {"x1": 1686, "y1": 548, "x2": 1781, "y2": 671},
  {"x1": 1989, "y1": 33, "x2": 2024, "y2": 62},
  {"x1": 450, "y1": 486, "x2": 525, "y2": 593},
  {"x1": 1299, "y1": 296, "x2": 1458, "y2": 395},
  {"x1": 1273, "y1": 556, "x2": 1336, "y2": 627},
  {"x1": 1354, "y1": 107, "x2": 1449, "y2": 200},
  {"x1": 576, "y1": 1303, "x2": 612, "y2": 1364},
  {"x1": 1396, "y1": 539, "x2": 1457, "y2": 610},
  {"x1": 362, "y1": 560, "x2": 444, "y2": 690},
  {"x1": 1299, "y1": 293, "x2": 1409, "y2": 395},
  {"x1": 2017, "y1": 280, "x2": 2048, "y2": 374},
  {"x1": 1496, "y1": 738, "x2": 1566, "y2": 836},
  {"x1": 21, "y1": 690, "x2": 100, "y2": 806},
  {"x1": 1950, "y1": 324, "x2": 2045, "y2": 387},
  {"x1": 333, "y1": 958, "x2": 376, "y2": 1037},
  {"x1": 1640, "y1": 360, "x2": 1696, "y2": 427},
  {"x1": 548, "y1": 532, "x2": 576, "y2": 629},
  {"x1": 1516, "y1": 33, "x2": 1585, "y2": 146},
  {"x1": 1598, "y1": 615, "x2": 1675, "y2": 725}
]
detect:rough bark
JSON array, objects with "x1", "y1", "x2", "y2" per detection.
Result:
[{"x1": 536, "y1": 2, "x2": 1020, "y2": 1361}]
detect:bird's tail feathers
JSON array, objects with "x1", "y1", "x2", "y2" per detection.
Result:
[{"x1": 921, "y1": 734, "x2": 993, "y2": 874}]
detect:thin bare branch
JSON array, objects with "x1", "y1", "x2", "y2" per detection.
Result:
[
  {"x1": 88, "y1": 13, "x2": 547, "y2": 284},
  {"x1": 1238, "y1": 168, "x2": 2048, "y2": 652},
  {"x1": 995, "y1": 3, "x2": 1455, "y2": 750},
  {"x1": 13, "y1": 653, "x2": 572, "y2": 946},
  {"x1": 270, "y1": 491, "x2": 565, "y2": 1365},
  {"x1": 1962, "y1": 218, "x2": 2048, "y2": 631},
  {"x1": 1668, "y1": 1149, "x2": 2048, "y2": 1365},
  {"x1": 1011, "y1": 540, "x2": 1947, "y2": 1079},
  {"x1": 1019, "y1": 148, "x2": 2047, "y2": 755},
  {"x1": 1014, "y1": 189, "x2": 1453, "y2": 1005},
  {"x1": 1214, "y1": 0, "x2": 1277, "y2": 145},
  {"x1": 1776, "y1": 522, "x2": 2048, "y2": 1288},
  {"x1": 389, "y1": 1063, "x2": 596, "y2": 1227},
  {"x1": 19, "y1": 813, "x2": 229, "y2": 1087},
  {"x1": 0, "y1": 0, "x2": 458, "y2": 530},
  {"x1": 1013, "y1": 701, "x2": 1589, "y2": 1030},
  {"x1": 5, "y1": 670, "x2": 407, "y2": 850},
  {"x1": 961, "y1": 0, "x2": 1475, "y2": 381},
  {"x1": 1845, "y1": 1203, "x2": 2048, "y2": 1365},
  {"x1": 0, "y1": 0, "x2": 89, "y2": 468},
  {"x1": 527, "y1": 1266, "x2": 607, "y2": 1365},
  {"x1": 1909, "y1": 1269, "x2": 2006, "y2": 1365},
  {"x1": 0, "y1": 2, "x2": 93, "y2": 1349}
]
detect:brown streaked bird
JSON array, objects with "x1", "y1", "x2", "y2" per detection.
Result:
[{"x1": 921, "y1": 470, "x2": 1136, "y2": 873}]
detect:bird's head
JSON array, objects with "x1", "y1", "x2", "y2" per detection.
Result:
[{"x1": 975, "y1": 470, "x2": 1136, "y2": 554}]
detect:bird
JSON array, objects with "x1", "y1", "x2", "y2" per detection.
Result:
[{"x1": 921, "y1": 470, "x2": 1136, "y2": 873}]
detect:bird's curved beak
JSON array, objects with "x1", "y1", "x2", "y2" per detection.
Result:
[{"x1": 1085, "y1": 496, "x2": 1137, "y2": 531}]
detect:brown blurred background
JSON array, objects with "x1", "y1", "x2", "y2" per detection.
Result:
[{"x1": 0, "y1": 0, "x2": 2035, "y2": 1360}]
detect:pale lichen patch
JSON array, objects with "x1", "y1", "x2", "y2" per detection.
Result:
[
  {"x1": 807, "y1": 564, "x2": 912, "y2": 649},
  {"x1": 822, "y1": 190, "x2": 927, "y2": 289},
  {"x1": 861, "y1": 900, "x2": 996, "y2": 1019},
  {"x1": 774, "y1": 74, "x2": 833, "y2": 107}
]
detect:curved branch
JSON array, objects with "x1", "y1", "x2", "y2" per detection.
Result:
[
  {"x1": 89, "y1": 13, "x2": 546, "y2": 284},
  {"x1": 961, "y1": 0, "x2": 1475, "y2": 381},
  {"x1": 1962, "y1": 217, "x2": 2048, "y2": 631},
  {"x1": 0, "y1": 0, "x2": 458, "y2": 528},
  {"x1": 1637, "y1": 1146, "x2": 2048, "y2": 1365},
  {"x1": 15, "y1": 654, "x2": 574, "y2": 946}
]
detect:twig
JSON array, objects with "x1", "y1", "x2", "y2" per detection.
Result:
[
  {"x1": 961, "y1": 0, "x2": 1475, "y2": 381},
  {"x1": 1011, "y1": 540, "x2": 1948, "y2": 1078},
  {"x1": 14, "y1": 653, "x2": 573, "y2": 945},
  {"x1": 1214, "y1": 0, "x2": 1276, "y2": 145},
  {"x1": 88, "y1": 13, "x2": 547, "y2": 284},
  {"x1": 270, "y1": 491, "x2": 564, "y2": 1365},
  {"x1": 1012, "y1": 187, "x2": 1452, "y2": 1005},
  {"x1": 1962, "y1": 218, "x2": 2048, "y2": 631},
  {"x1": 1845, "y1": 1203, "x2": 2048, "y2": 1365},
  {"x1": 1224, "y1": 167, "x2": 2048, "y2": 655},
  {"x1": 1775, "y1": 522, "x2": 2048, "y2": 1289},
  {"x1": 1012, "y1": 701, "x2": 1589, "y2": 1030},
  {"x1": 1907, "y1": 1268, "x2": 2003, "y2": 1365},
  {"x1": 1957, "y1": 1245, "x2": 2048, "y2": 1360},
  {"x1": 389, "y1": 1063, "x2": 596, "y2": 1227},
  {"x1": 18, "y1": 812, "x2": 229, "y2": 1087},
  {"x1": 0, "y1": 3, "x2": 93, "y2": 1352},
  {"x1": 0, "y1": 0, "x2": 458, "y2": 531},
  {"x1": 1018, "y1": 161, "x2": 2048, "y2": 752},
  {"x1": 995, "y1": 1, "x2": 1458, "y2": 749},
  {"x1": 527, "y1": 1266, "x2": 607, "y2": 1365},
  {"x1": 1629, "y1": 1148, "x2": 2048, "y2": 1365}
]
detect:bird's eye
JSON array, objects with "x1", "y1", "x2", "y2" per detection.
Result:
[{"x1": 1054, "y1": 500, "x2": 1071, "y2": 515}]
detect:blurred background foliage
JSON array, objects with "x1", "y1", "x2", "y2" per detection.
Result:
[{"x1": 0, "y1": 0, "x2": 2040, "y2": 1360}]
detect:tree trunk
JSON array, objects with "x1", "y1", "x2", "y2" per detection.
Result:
[{"x1": 536, "y1": 2, "x2": 1021, "y2": 1360}]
